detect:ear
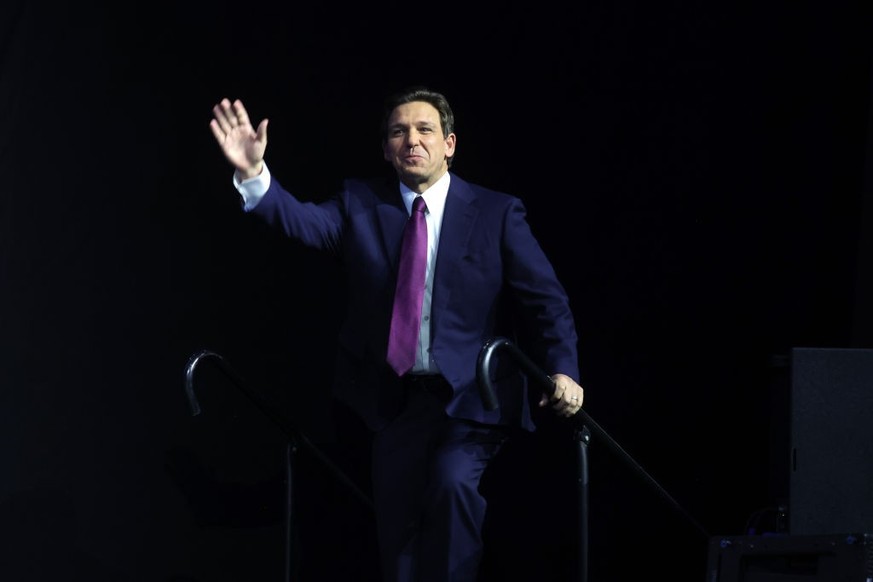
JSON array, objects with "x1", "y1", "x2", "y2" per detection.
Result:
[
  {"x1": 444, "y1": 133, "x2": 457, "y2": 158},
  {"x1": 382, "y1": 141, "x2": 392, "y2": 162}
]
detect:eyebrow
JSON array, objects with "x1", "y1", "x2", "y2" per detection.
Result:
[{"x1": 389, "y1": 120, "x2": 437, "y2": 130}]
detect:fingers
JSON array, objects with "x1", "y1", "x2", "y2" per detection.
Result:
[
  {"x1": 211, "y1": 98, "x2": 233, "y2": 136},
  {"x1": 208, "y1": 118, "x2": 225, "y2": 144},
  {"x1": 255, "y1": 118, "x2": 269, "y2": 144},
  {"x1": 232, "y1": 99, "x2": 251, "y2": 127},
  {"x1": 540, "y1": 375, "x2": 583, "y2": 418},
  {"x1": 211, "y1": 98, "x2": 252, "y2": 139},
  {"x1": 553, "y1": 389, "x2": 582, "y2": 418}
]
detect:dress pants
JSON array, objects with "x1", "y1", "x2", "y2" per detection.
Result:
[{"x1": 371, "y1": 376, "x2": 508, "y2": 582}]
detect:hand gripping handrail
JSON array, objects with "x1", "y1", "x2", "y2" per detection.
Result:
[
  {"x1": 476, "y1": 337, "x2": 710, "y2": 540},
  {"x1": 184, "y1": 349, "x2": 374, "y2": 512}
]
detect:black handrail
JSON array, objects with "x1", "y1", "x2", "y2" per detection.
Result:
[
  {"x1": 184, "y1": 349, "x2": 374, "y2": 512},
  {"x1": 478, "y1": 337, "x2": 590, "y2": 582},
  {"x1": 476, "y1": 337, "x2": 710, "y2": 540}
]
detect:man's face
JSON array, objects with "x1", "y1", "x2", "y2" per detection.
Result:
[{"x1": 383, "y1": 101, "x2": 456, "y2": 193}]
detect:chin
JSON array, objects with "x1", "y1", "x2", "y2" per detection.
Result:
[{"x1": 398, "y1": 168, "x2": 424, "y2": 181}]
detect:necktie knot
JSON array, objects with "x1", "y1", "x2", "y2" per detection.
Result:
[{"x1": 412, "y1": 195, "x2": 426, "y2": 214}]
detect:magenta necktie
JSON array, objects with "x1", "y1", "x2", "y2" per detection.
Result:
[{"x1": 386, "y1": 196, "x2": 428, "y2": 376}]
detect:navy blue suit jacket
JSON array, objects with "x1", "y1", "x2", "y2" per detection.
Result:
[{"x1": 251, "y1": 171, "x2": 579, "y2": 432}]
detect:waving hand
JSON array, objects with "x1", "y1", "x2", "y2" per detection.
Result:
[{"x1": 209, "y1": 98, "x2": 268, "y2": 180}]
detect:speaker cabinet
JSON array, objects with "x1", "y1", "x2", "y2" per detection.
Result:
[
  {"x1": 706, "y1": 533, "x2": 873, "y2": 581},
  {"x1": 790, "y1": 347, "x2": 873, "y2": 536}
]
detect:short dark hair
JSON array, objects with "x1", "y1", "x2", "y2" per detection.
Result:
[{"x1": 381, "y1": 86, "x2": 456, "y2": 167}]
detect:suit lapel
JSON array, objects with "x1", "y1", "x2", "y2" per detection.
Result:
[
  {"x1": 374, "y1": 180, "x2": 408, "y2": 270},
  {"x1": 432, "y1": 174, "x2": 478, "y2": 323}
]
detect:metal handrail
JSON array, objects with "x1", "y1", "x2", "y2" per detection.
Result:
[
  {"x1": 184, "y1": 349, "x2": 374, "y2": 512},
  {"x1": 476, "y1": 337, "x2": 710, "y2": 539}
]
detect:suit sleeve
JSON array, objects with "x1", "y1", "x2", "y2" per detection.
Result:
[
  {"x1": 501, "y1": 197, "x2": 580, "y2": 381},
  {"x1": 248, "y1": 177, "x2": 345, "y2": 254}
]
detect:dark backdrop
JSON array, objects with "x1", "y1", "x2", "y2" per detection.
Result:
[{"x1": 2, "y1": 1, "x2": 871, "y2": 581}]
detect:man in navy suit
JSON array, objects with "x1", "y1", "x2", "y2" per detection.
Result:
[{"x1": 210, "y1": 86, "x2": 584, "y2": 582}]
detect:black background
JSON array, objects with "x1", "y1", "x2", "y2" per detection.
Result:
[{"x1": 1, "y1": 1, "x2": 871, "y2": 580}]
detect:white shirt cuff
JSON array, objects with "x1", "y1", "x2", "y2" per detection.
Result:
[{"x1": 233, "y1": 163, "x2": 271, "y2": 211}]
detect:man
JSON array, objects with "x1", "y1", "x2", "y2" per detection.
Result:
[{"x1": 209, "y1": 86, "x2": 584, "y2": 582}]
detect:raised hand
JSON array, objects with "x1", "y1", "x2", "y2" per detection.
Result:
[{"x1": 209, "y1": 98, "x2": 268, "y2": 180}]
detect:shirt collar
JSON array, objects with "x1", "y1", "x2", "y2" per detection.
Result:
[{"x1": 399, "y1": 171, "x2": 451, "y2": 217}]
